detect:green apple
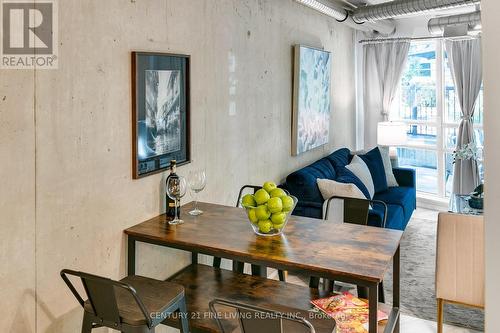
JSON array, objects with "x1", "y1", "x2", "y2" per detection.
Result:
[
  {"x1": 282, "y1": 196, "x2": 294, "y2": 212},
  {"x1": 254, "y1": 189, "x2": 270, "y2": 205},
  {"x1": 241, "y1": 194, "x2": 257, "y2": 208},
  {"x1": 263, "y1": 181, "x2": 277, "y2": 193},
  {"x1": 258, "y1": 220, "x2": 273, "y2": 233},
  {"x1": 272, "y1": 222, "x2": 285, "y2": 230},
  {"x1": 267, "y1": 197, "x2": 283, "y2": 213},
  {"x1": 270, "y1": 188, "x2": 287, "y2": 198},
  {"x1": 255, "y1": 205, "x2": 271, "y2": 220},
  {"x1": 271, "y1": 212, "x2": 287, "y2": 225},
  {"x1": 247, "y1": 208, "x2": 258, "y2": 224}
]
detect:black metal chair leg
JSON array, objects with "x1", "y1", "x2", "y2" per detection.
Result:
[
  {"x1": 358, "y1": 284, "x2": 385, "y2": 303},
  {"x1": 178, "y1": 298, "x2": 190, "y2": 333},
  {"x1": 357, "y1": 285, "x2": 368, "y2": 299},
  {"x1": 278, "y1": 270, "x2": 287, "y2": 282},
  {"x1": 213, "y1": 257, "x2": 222, "y2": 268},
  {"x1": 309, "y1": 277, "x2": 320, "y2": 289},
  {"x1": 325, "y1": 279, "x2": 334, "y2": 292},
  {"x1": 81, "y1": 312, "x2": 93, "y2": 333},
  {"x1": 379, "y1": 281, "x2": 385, "y2": 303},
  {"x1": 251, "y1": 264, "x2": 267, "y2": 277},
  {"x1": 232, "y1": 261, "x2": 245, "y2": 273}
]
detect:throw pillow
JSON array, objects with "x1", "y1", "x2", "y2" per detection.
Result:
[
  {"x1": 357, "y1": 147, "x2": 389, "y2": 193},
  {"x1": 345, "y1": 155, "x2": 375, "y2": 198},
  {"x1": 316, "y1": 178, "x2": 366, "y2": 201},
  {"x1": 335, "y1": 167, "x2": 371, "y2": 200},
  {"x1": 378, "y1": 146, "x2": 399, "y2": 187}
]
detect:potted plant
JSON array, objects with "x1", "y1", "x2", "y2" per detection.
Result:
[{"x1": 469, "y1": 184, "x2": 484, "y2": 210}]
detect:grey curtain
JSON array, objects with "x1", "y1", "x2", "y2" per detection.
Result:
[
  {"x1": 445, "y1": 38, "x2": 482, "y2": 194},
  {"x1": 363, "y1": 41, "x2": 410, "y2": 147}
]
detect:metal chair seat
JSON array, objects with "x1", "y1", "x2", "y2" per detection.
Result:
[
  {"x1": 61, "y1": 269, "x2": 189, "y2": 333},
  {"x1": 82, "y1": 275, "x2": 185, "y2": 326}
]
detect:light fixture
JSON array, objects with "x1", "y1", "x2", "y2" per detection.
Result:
[
  {"x1": 377, "y1": 121, "x2": 407, "y2": 146},
  {"x1": 377, "y1": 121, "x2": 407, "y2": 166}
]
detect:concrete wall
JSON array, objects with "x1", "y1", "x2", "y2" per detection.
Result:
[
  {"x1": 481, "y1": 1, "x2": 500, "y2": 331},
  {"x1": 0, "y1": 0, "x2": 357, "y2": 332}
]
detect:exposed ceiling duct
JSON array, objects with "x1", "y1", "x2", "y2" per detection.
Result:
[
  {"x1": 295, "y1": 0, "x2": 396, "y2": 35},
  {"x1": 428, "y1": 11, "x2": 481, "y2": 36},
  {"x1": 352, "y1": 0, "x2": 481, "y2": 23}
]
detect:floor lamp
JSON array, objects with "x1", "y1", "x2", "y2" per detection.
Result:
[{"x1": 377, "y1": 121, "x2": 407, "y2": 167}]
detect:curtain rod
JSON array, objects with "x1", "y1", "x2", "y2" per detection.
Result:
[{"x1": 359, "y1": 35, "x2": 480, "y2": 44}]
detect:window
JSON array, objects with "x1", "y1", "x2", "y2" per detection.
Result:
[{"x1": 391, "y1": 40, "x2": 483, "y2": 198}]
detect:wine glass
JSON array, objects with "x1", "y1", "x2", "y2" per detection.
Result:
[
  {"x1": 188, "y1": 169, "x2": 206, "y2": 216},
  {"x1": 166, "y1": 176, "x2": 187, "y2": 225}
]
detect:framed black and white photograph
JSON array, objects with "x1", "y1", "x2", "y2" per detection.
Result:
[{"x1": 132, "y1": 52, "x2": 190, "y2": 178}]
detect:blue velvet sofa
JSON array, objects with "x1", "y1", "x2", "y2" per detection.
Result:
[{"x1": 283, "y1": 148, "x2": 416, "y2": 230}]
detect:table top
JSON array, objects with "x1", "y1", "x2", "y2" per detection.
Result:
[
  {"x1": 125, "y1": 202, "x2": 403, "y2": 283},
  {"x1": 448, "y1": 194, "x2": 483, "y2": 215}
]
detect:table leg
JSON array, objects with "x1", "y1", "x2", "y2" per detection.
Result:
[
  {"x1": 128, "y1": 237, "x2": 136, "y2": 276},
  {"x1": 251, "y1": 264, "x2": 267, "y2": 277},
  {"x1": 192, "y1": 252, "x2": 198, "y2": 265},
  {"x1": 368, "y1": 283, "x2": 379, "y2": 333},
  {"x1": 393, "y1": 245, "x2": 400, "y2": 333}
]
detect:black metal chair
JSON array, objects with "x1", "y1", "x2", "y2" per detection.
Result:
[
  {"x1": 61, "y1": 269, "x2": 189, "y2": 333},
  {"x1": 309, "y1": 195, "x2": 388, "y2": 302},
  {"x1": 209, "y1": 299, "x2": 317, "y2": 333},
  {"x1": 323, "y1": 195, "x2": 387, "y2": 227}
]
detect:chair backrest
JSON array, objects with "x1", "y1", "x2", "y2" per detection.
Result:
[
  {"x1": 209, "y1": 299, "x2": 315, "y2": 333},
  {"x1": 236, "y1": 185, "x2": 262, "y2": 207},
  {"x1": 435, "y1": 213, "x2": 485, "y2": 307},
  {"x1": 322, "y1": 196, "x2": 387, "y2": 228},
  {"x1": 60, "y1": 269, "x2": 152, "y2": 328}
]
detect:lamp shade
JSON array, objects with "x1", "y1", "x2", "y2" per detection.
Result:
[{"x1": 377, "y1": 122, "x2": 407, "y2": 146}]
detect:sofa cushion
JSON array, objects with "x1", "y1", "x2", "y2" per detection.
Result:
[
  {"x1": 335, "y1": 167, "x2": 371, "y2": 200},
  {"x1": 378, "y1": 146, "x2": 399, "y2": 187},
  {"x1": 317, "y1": 178, "x2": 366, "y2": 201},
  {"x1": 356, "y1": 147, "x2": 389, "y2": 193},
  {"x1": 369, "y1": 203, "x2": 406, "y2": 230},
  {"x1": 373, "y1": 186, "x2": 416, "y2": 223},
  {"x1": 286, "y1": 158, "x2": 336, "y2": 204},
  {"x1": 345, "y1": 156, "x2": 375, "y2": 198},
  {"x1": 326, "y1": 148, "x2": 351, "y2": 168}
]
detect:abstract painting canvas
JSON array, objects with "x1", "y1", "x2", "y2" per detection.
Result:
[
  {"x1": 132, "y1": 52, "x2": 190, "y2": 178},
  {"x1": 292, "y1": 45, "x2": 332, "y2": 156}
]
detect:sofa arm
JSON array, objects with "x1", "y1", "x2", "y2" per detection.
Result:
[{"x1": 393, "y1": 167, "x2": 416, "y2": 188}]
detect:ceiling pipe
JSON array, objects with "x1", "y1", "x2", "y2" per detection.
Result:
[
  {"x1": 352, "y1": 0, "x2": 481, "y2": 23},
  {"x1": 295, "y1": 0, "x2": 396, "y2": 35},
  {"x1": 428, "y1": 11, "x2": 481, "y2": 36}
]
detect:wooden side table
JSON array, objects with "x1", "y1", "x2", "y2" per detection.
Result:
[{"x1": 435, "y1": 211, "x2": 484, "y2": 333}]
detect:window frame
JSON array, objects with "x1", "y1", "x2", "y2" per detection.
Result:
[{"x1": 392, "y1": 39, "x2": 483, "y2": 198}]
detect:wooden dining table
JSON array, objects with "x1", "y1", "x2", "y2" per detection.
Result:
[{"x1": 125, "y1": 201, "x2": 403, "y2": 333}]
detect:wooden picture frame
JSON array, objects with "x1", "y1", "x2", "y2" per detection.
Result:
[{"x1": 132, "y1": 52, "x2": 191, "y2": 179}]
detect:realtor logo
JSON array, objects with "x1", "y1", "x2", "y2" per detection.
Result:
[{"x1": 1, "y1": 0, "x2": 58, "y2": 69}]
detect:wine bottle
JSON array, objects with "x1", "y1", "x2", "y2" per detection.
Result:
[{"x1": 166, "y1": 160, "x2": 179, "y2": 219}]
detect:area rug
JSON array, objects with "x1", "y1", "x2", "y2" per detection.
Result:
[{"x1": 383, "y1": 215, "x2": 485, "y2": 331}]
